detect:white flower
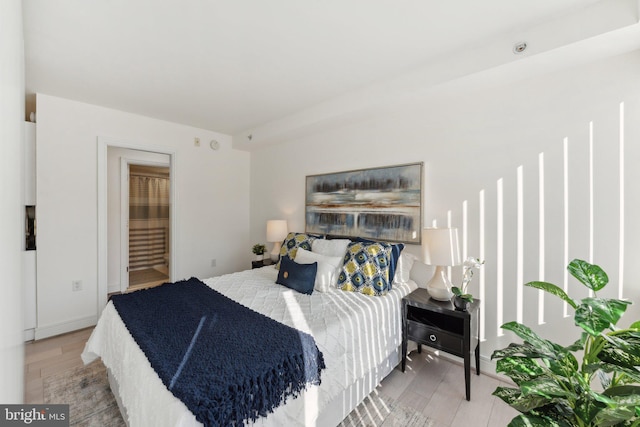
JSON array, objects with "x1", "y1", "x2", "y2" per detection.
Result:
[
  {"x1": 463, "y1": 257, "x2": 484, "y2": 270},
  {"x1": 459, "y1": 257, "x2": 485, "y2": 294}
]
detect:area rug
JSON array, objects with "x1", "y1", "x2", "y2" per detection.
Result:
[
  {"x1": 43, "y1": 360, "x2": 125, "y2": 426},
  {"x1": 338, "y1": 392, "x2": 433, "y2": 427},
  {"x1": 44, "y1": 361, "x2": 433, "y2": 426}
]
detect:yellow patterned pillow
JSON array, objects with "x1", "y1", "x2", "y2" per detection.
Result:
[
  {"x1": 337, "y1": 242, "x2": 392, "y2": 296},
  {"x1": 275, "y1": 232, "x2": 321, "y2": 270}
]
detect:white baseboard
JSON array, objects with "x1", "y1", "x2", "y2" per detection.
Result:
[
  {"x1": 34, "y1": 315, "x2": 97, "y2": 340},
  {"x1": 24, "y1": 328, "x2": 35, "y2": 342},
  {"x1": 108, "y1": 282, "x2": 121, "y2": 294},
  {"x1": 415, "y1": 346, "x2": 512, "y2": 384}
]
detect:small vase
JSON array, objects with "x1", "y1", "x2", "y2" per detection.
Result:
[
  {"x1": 453, "y1": 295, "x2": 468, "y2": 311},
  {"x1": 255, "y1": 254, "x2": 264, "y2": 261}
]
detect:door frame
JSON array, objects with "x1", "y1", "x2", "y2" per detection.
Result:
[
  {"x1": 97, "y1": 136, "x2": 177, "y2": 312},
  {"x1": 120, "y1": 157, "x2": 171, "y2": 293}
]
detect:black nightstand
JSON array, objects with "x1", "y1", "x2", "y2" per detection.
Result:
[
  {"x1": 401, "y1": 288, "x2": 480, "y2": 401},
  {"x1": 252, "y1": 259, "x2": 275, "y2": 269}
]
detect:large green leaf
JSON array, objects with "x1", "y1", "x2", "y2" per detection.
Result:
[
  {"x1": 564, "y1": 367, "x2": 594, "y2": 394},
  {"x1": 576, "y1": 304, "x2": 610, "y2": 336},
  {"x1": 567, "y1": 259, "x2": 608, "y2": 292},
  {"x1": 492, "y1": 343, "x2": 531, "y2": 359},
  {"x1": 630, "y1": 320, "x2": 640, "y2": 331},
  {"x1": 585, "y1": 361, "x2": 640, "y2": 383},
  {"x1": 574, "y1": 298, "x2": 630, "y2": 335},
  {"x1": 548, "y1": 352, "x2": 579, "y2": 378},
  {"x1": 574, "y1": 396, "x2": 606, "y2": 424},
  {"x1": 587, "y1": 388, "x2": 617, "y2": 405},
  {"x1": 593, "y1": 406, "x2": 637, "y2": 427},
  {"x1": 603, "y1": 385, "x2": 640, "y2": 401},
  {"x1": 496, "y1": 357, "x2": 546, "y2": 384},
  {"x1": 597, "y1": 332, "x2": 640, "y2": 374},
  {"x1": 507, "y1": 414, "x2": 568, "y2": 427},
  {"x1": 492, "y1": 342, "x2": 557, "y2": 360},
  {"x1": 604, "y1": 330, "x2": 640, "y2": 358},
  {"x1": 598, "y1": 347, "x2": 640, "y2": 370},
  {"x1": 493, "y1": 386, "x2": 549, "y2": 413},
  {"x1": 501, "y1": 321, "x2": 563, "y2": 359},
  {"x1": 520, "y1": 377, "x2": 574, "y2": 399},
  {"x1": 509, "y1": 404, "x2": 575, "y2": 427},
  {"x1": 525, "y1": 281, "x2": 578, "y2": 309},
  {"x1": 536, "y1": 402, "x2": 577, "y2": 422},
  {"x1": 597, "y1": 369, "x2": 612, "y2": 389}
]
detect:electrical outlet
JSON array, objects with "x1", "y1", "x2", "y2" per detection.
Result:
[
  {"x1": 194, "y1": 137, "x2": 200, "y2": 147},
  {"x1": 72, "y1": 280, "x2": 82, "y2": 291},
  {"x1": 211, "y1": 259, "x2": 216, "y2": 267}
]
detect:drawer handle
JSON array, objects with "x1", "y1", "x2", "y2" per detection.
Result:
[{"x1": 429, "y1": 334, "x2": 437, "y2": 342}]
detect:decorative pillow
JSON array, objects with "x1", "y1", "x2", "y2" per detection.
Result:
[
  {"x1": 393, "y1": 252, "x2": 417, "y2": 284},
  {"x1": 337, "y1": 241, "x2": 392, "y2": 296},
  {"x1": 275, "y1": 232, "x2": 321, "y2": 270},
  {"x1": 354, "y1": 238, "x2": 404, "y2": 288},
  {"x1": 276, "y1": 256, "x2": 317, "y2": 295},
  {"x1": 311, "y1": 238, "x2": 351, "y2": 258},
  {"x1": 295, "y1": 248, "x2": 342, "y2": 293}
]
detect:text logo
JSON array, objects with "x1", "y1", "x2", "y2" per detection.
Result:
[{"x1": 0, "y1": 405, "x2": 69, "y2": 427}]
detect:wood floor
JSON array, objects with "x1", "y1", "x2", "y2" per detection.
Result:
[
  {"x1": 24, "y1": 327, "x2": 94, "y2": 404},
  {"x1": 127, "y1": 265, "x2": 169, "y2": 291},
  {"x1": 378, "y1": 350, "x2": 519, "y2": 427},
  {"x1": 24, "y1": 328, "x2": 519, "y2": 426}
]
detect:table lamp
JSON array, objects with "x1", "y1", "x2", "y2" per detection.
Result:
[
  {"x1": 266, "y1": 220, "x2": 288, "y2": 262},
  {"x1": 422, "y1": 227, "x2": 461, "y2": 301}
]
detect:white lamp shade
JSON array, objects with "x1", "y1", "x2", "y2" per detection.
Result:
[
  {"x1": 422, "y1": 227, "x2": 461, "y2": 301},
  {"x1": 266, "y1": 220, "x2": 288, "y2": 242},
  {"x1": 422, "y1": 227, "x2": 461, "y2": 267},
  {"x1": 267, "y1": 220, "x2": 288, "y2": 262}
]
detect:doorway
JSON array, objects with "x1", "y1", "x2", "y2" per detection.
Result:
[
  {"x1": 98, "y1": 137, "x2": 176, "y2": 311},
  {"x1": 125, "y1": 163, "x2": 170, "y2": 291},
  {"x1": 119, "y1": 158, "x2": 171, "y2": 292}
]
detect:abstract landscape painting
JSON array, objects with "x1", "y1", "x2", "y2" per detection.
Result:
[{"x1": 305, "y1": 163, "x2": 422, "y2": 243}]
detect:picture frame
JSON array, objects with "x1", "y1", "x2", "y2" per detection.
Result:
[{"x1": 305, "y1": 162, "x2": 423, "y2": 244}]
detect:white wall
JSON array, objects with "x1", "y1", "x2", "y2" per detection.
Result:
[
  {"x1": 36, "y1": 94, "x2": 250, "y2": 338},
  {"x1": 250, "y1": 50, "x2": 640, "y2": 366},
  {"x1": 107, "y1": 147, "x2": 170, "y2": 292},
  {"x1": 0, "y1": 0, "x2": 25, "y2": 402}
]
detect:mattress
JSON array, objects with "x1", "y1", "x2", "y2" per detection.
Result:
[{"x1": 82, "y1": 266, "x2": 417, "y2": 426}]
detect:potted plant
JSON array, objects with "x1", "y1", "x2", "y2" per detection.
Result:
[
  {"x1": 252, "y1": 243, "x2": 266, "y2": 261},
  {"x1": 492, "y1": 259, "x2": 640, "y2": 427},
  {"x1": 451, "y1": 257, "x2": 484, "y2": 311}
]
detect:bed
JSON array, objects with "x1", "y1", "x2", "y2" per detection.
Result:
[{"x1": 82, "y1": 236, "x2": 418, "y2": 426}]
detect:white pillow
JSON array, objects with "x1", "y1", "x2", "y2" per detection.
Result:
[
  {"x1": 294, "y1": 248, "x2": 342, "y2": 293},
  {"x1": 311, "y1": 239, "x2": 351, "y2": 258},
  {"x1": 394, "y1": 252, "x2": 417, "y2": 284}
]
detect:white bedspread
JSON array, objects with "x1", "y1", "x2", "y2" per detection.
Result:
[{"x1": 82, "y1": 267, "x2": 416, "y2": 426}]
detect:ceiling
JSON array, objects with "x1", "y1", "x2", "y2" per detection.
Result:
[{"x1": 23, "y1": 0, "x2": 636, "y2": 144}]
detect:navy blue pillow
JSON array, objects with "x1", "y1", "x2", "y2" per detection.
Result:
[
  {"x1": 354, "y1": 238, "x2": 404, "y2": 286},
  {"x1": 276, "y1": 256, "x2": 317, "y2": 295}
]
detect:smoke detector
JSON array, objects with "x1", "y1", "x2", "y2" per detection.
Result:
[{"x1": 513, "y1": 42, "x2": 527, "y2": 54}]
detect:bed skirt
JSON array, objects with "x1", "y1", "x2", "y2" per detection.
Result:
[{"x1": 106, "y1": 346, "x2": 401, "y2": 427}]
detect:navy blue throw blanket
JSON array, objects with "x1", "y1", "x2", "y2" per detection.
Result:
[{"x1": 110, "y1": 278, "x2": 325, "y2": 426}]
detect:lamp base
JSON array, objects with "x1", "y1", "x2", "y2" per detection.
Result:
[
  {"x1": 270, "y1": 242, "x2": 282, "y2": 262},
  {"x1": 426, "y1": 266, "x2": 454, "y2": 301}
]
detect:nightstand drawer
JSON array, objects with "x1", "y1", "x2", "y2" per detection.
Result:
[{"x1": 407, "y1": 320, "x2": 463, "y2": 356}]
